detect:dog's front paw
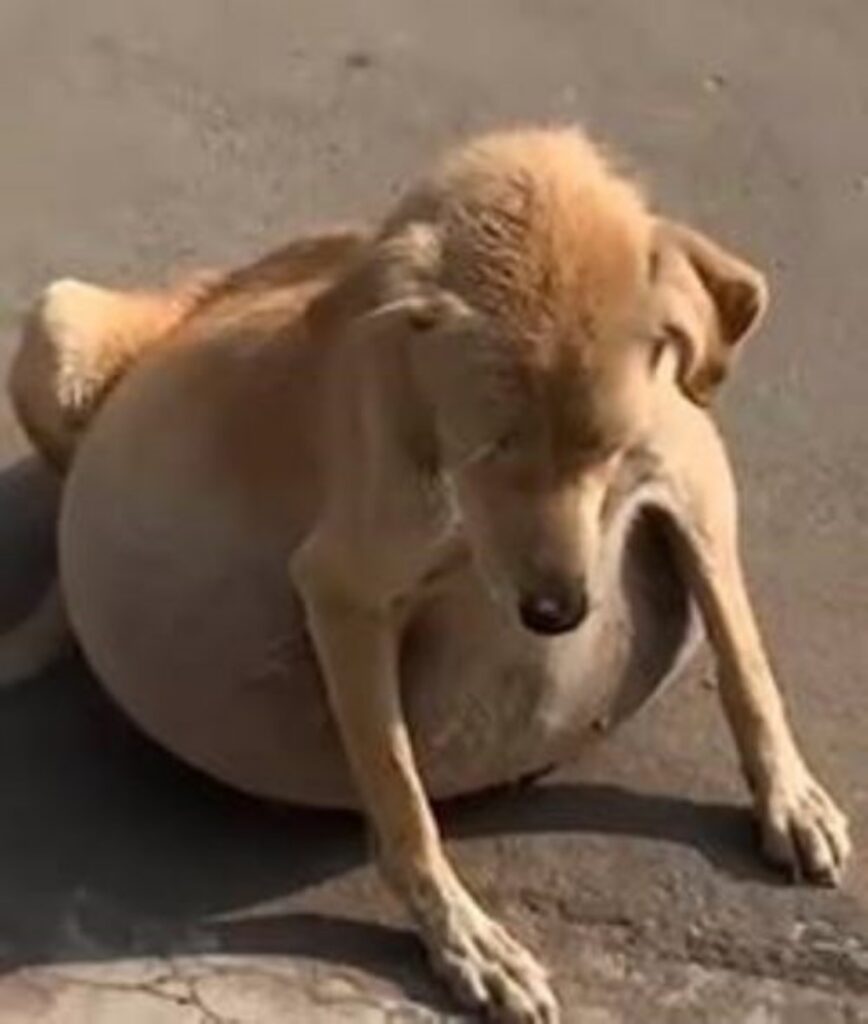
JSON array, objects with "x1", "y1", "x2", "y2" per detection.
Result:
[
  {"x1": 424, "y1": 886, "x2": 558, "y2": 1023},
  {"x1": 757, "y1": 759, "x2": 851, "y2": 885}
]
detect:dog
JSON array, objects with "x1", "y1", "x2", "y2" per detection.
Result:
[{"x1": 5, "y1": 127, "x2": 850, "y2": 1023}]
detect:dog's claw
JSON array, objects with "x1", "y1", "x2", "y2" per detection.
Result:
[
  {"x1": 424, "y1": 890, "x2": 559, "y2": 1023},
  {"x1": 758, "y1": 763, "x2": 851, "y2": 886}
]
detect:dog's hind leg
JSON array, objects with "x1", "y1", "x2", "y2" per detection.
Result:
[
  {"x1": 8, "y1": 272, "x2": 217, "y2": 471},
  {"x1": 2, "y1": 274, "x2": 216, "y2": 682},
  {"x1": 7, "y1": 230, "x2": 366, "y2": 472}
]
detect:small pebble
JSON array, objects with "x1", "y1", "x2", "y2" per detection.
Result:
[
  {"x1": 345, "y1": 51, "x2": 375, "y2": 70},
  {"x1": 703, "y1": 72, "x2": 727, "y2": 93}
]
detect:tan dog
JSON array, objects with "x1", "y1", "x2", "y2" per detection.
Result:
[{"x1": 6, "y1": 128, "x2": 850, "y2": 1023}]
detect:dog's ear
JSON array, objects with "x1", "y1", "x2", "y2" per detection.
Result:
[
  {"x1": 310, "y1": 221, "x2": 463, "y2": 335},
  {"x1": 306, "y1": 221, "x2": 479, "y2": 469},
  {"x1": 650, "y1": 220, "x2": 768, "y2": 405}
]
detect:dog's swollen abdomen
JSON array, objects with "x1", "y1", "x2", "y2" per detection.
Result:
[{"x1": 57, "y1": 327, "x2": 700, "y2": 808}]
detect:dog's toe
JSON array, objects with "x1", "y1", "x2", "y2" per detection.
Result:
[
  {"x1": 425, "y1": 890, "x2": 559, "y2": 1023},
  {"x1": 758, "y1": 765, "x2": 851, "y2": 885}
]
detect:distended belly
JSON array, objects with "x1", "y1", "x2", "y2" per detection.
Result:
[{"x1": 59, "y1": 386, "x2": 699, "y2": 808}]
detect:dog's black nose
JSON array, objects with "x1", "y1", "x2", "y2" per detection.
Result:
[{"x1": 518, "y1": 581, "x2": 589, "y2": 636}]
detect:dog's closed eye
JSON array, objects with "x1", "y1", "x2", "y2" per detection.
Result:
[{"x1": 649, "y1": 332, "x2": 669, "y2": 371}]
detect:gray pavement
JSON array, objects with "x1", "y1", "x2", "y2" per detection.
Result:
[{"x1": 0, "y1": 2, "x2": 866, "y2": 1020}]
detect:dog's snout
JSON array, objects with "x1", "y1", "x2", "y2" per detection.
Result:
[{"x1": 518, "y1": 579, "x2": 589, "y2": 636}]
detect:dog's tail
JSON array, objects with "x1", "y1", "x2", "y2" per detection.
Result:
[{"x1": 0, "y1": 580, "x2": 72, "y2": 687}]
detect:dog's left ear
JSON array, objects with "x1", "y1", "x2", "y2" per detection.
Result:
[{"x1": 651, "y1": 220, "x2": 769, "y2": 405}]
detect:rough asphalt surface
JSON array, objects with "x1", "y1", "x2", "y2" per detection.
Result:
[{"x1": 0, "y1": 2, "x2": 866, "y2": 1021}]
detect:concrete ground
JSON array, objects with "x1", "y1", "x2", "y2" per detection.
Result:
[{"x1": 0, "y1": 1, "x2": 866, "y2": 1020}]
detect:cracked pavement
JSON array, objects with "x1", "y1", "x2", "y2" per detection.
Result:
[{"x1": 0, "y1": 1, "x2": 867, "y2": 1021}]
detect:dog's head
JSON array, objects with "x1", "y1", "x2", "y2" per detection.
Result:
[{"x1": 334, "y1": 128, "x2": 768, "y2": 635}]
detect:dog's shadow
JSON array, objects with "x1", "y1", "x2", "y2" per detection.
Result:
[{"x1": 0, "y1": 457, "x2": 774, "y2": 1007}]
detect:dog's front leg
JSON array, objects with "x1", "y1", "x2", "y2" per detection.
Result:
[
  {"x1": 292, "y1": 545, "x2": 558, "y2": 1023},
  {"x1": 650, "y1": 400, "x2": 851, "y2": 884}
]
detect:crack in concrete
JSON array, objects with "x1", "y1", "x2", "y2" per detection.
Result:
[
  {"x1": 184, "y1": 959, "x2": 439, "y2": 1019},
  {"x1": 162, "y1": 959, "x2": 240, "y2": 1024},
  {"x1": 25, "y1": 958, "x2": 242, "y2": 1024},
  {"x1": 28, "y1": 956, "x2": 440, "y2": 1023},
  {"x1": 185, "y1": 979, "x2": 239, "y2": 1024}
]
